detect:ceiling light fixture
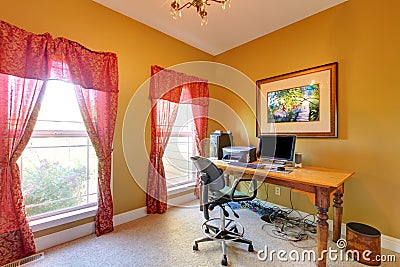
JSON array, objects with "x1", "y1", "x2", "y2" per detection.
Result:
[{"x1": 170, "y1": 0, "x2": 232, "y2": 26}]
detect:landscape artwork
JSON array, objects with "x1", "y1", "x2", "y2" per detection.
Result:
[{"x1": 267, "y1": 84, "x2": 320, "y2": 123}]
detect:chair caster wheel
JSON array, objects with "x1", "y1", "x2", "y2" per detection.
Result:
[
  {"x1": 248, "y1": 244, "x2": 254, "y2": 252},
  {"x1": 193, "y1": 243, "x2": 199, "y2": 251},
  {"x1": 221, "y1": 255, "x2": 227, "y2": 266}
]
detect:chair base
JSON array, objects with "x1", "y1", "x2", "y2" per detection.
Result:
[
  {"x1": 193, "y1": 215, "x2": 254, "y2": 266},
  {"x1": 202, "y1": 217, "x2": 244, "y2": 239}
]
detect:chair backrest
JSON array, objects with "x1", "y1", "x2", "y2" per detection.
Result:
[{"x1": 190, "y1": 156, "x2": 225, "y2": 191}]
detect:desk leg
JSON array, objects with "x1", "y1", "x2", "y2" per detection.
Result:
[
  {"x1": 315, "y1": 187, "x2": 330, "y2": 267},
  {"x1": 333, "y1": 185, "x2": 344, "y2": 242}
]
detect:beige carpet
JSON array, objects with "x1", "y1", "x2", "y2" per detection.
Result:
[{"x1": 29, "y1": 201, "x2": 398, "y2": 267}]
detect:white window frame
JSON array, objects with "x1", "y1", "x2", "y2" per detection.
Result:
[
  {"x1": 24, "y1": 133, "x2": 99, "y2": 232},
  {"x1": 163, "y1": 103, "x2": 198, "y2": 194},
  {"x1": 18, "y1": 81, "x2": 102, "y2": 231}
]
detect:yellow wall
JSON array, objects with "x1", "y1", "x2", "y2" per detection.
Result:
[
  {"x1": 216, "y1": 0, "x2": 400, "y2": 239},
  {"x1": 1, "y1": 0, "x2": 399, "y2": 241},
  {"x1": 0, "y1": 0, "x2": 214, "y2": 236}
]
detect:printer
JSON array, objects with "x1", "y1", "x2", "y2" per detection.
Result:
[{"x1": 222, "y1": 146, "x2": 257, "y2": 163}]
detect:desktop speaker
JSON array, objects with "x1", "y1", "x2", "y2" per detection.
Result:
[{"x1": 294, "y1": 153, "x2": 302, "y2": 168}]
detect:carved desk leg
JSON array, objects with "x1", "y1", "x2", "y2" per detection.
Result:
[
  {"x1": 315, "y1": 187, "x2": 330, "y2": 267},
  {"x1": 333, "y1": 185, "x2": 344, "y2": 242}
]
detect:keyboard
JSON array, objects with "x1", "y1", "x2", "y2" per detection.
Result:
[
  {"x1": 227, "y1": 161, "x2": 287, "y2": 170},
  {"x1": 228, "y1": 161, "x2": 266, "y2": 169}
]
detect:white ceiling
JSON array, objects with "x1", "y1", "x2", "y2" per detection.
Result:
[{"x1": 93, "y1": 0, "x2": 347, "y2": 56}]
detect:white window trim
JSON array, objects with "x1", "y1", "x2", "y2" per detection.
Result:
[
  {"x1": 22, "y1": 81, "x2": 98, "y2": 225},
  {"x1": 29, "y1": 205, "x2": 97, "y2": 233},
  {"x1": 167, "y1": 181, "x2": 196, "y2": 195},
  {"x1": 23, "y1": 134, "x2": 97, "y2": 223},
  {"x1": 163, "y1": 104, "x2": 198, "y2": 189}
]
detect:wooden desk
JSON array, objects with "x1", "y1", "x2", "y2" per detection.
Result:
[{"x1": 213, "y1": 160, "x2": 355, "y2": 267}]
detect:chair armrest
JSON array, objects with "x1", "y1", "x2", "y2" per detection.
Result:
[{"x1": 230, "y1": 178, "x2": 257, "y2": 202}]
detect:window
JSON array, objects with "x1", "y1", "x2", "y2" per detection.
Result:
[
  {"x1": 20, "y1": 80, "x2": 98, "y2": 220},
  {"x1": 163, "y1": 104, "x2": 197, "y2": 188}
]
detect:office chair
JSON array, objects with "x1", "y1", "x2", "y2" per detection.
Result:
[{"x1": 190, "y1": 156, "x2": 258, "y2": 266}]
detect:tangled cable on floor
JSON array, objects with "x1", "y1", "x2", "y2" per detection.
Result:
[{"x1": 237, "y1": 184, "x2": 317, "y2": 245}]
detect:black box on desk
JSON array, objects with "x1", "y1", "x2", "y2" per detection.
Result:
[
  {"x1": 210, "y1": 131, "x2": 233, "y2": 160},
  {"x1": 222, "y1": 146, "x2": 257, "y2": 163}
]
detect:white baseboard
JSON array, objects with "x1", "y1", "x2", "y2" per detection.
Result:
[
  {"x1": 381, "y1": 234, "x2": 400, "y2": 253},
  {"x1": 113, "y1": 206, "x2": 147, "y2": 226},
  {"x1": 35, "y1": 221, "x2": 95, "y2": 251},
  {"x1": 35, "y1": 195, "x2": 400, "y2": 254},
  {"x1": 34, "y1": 193, "x2": 198, "y2": 251},
  {"x1": 168, "y1": 193, "x2": 198, "y2": 207}
]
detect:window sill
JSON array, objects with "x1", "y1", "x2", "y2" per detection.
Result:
[
  {"x1": 29, "y1": 206, "x2": 98, "y2": 233},
  {"x1": 167, "y1": 182, "x2": 196, "y2": 196}
]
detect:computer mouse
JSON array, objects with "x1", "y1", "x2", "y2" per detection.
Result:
[{"x1": 277, "y1": 166, "x2": 285, "y2": 171}]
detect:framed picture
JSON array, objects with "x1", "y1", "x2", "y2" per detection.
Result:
[{"x1": 256, "y1": 62, "x2": 337, "y2": 137}]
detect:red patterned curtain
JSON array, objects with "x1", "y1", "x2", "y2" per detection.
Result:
[
  {"x1": 0, "y1": 20, "x2": 118, "y2": 264},
  {"x1": 48, "y1": 38, "x2": 119, "y2": 236},
  {"x1": 188, "y1": 87, "x2": 209, "y2": 197},
  {"x1": 0, "y1": 21, "x2": 49, "y2": 265},
  {"x1": 0, "y1": 76, "x2": 45, "y2": 265},
  {"x1": 74, "y1": 87, "x2": 118, "y2": 236},
  {"x1": 147, "y1": 65, "x2": 209, "y2": 213}
]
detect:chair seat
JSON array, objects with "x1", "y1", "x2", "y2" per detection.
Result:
[
  {"x1": 211, "y1": 186, "x2": 250, "y2": 203},
  {"x1": 219, "y1": 186, "x2": 250, "y2": 198}
]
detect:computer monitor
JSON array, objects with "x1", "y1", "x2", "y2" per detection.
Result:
[{"x1": 257, "y1": 134, "x2": 296, "y2": 162}]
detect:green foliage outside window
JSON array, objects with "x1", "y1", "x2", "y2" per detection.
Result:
[{"x1": 22, "y1": 159, "x2": 87, "y2": 217}]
